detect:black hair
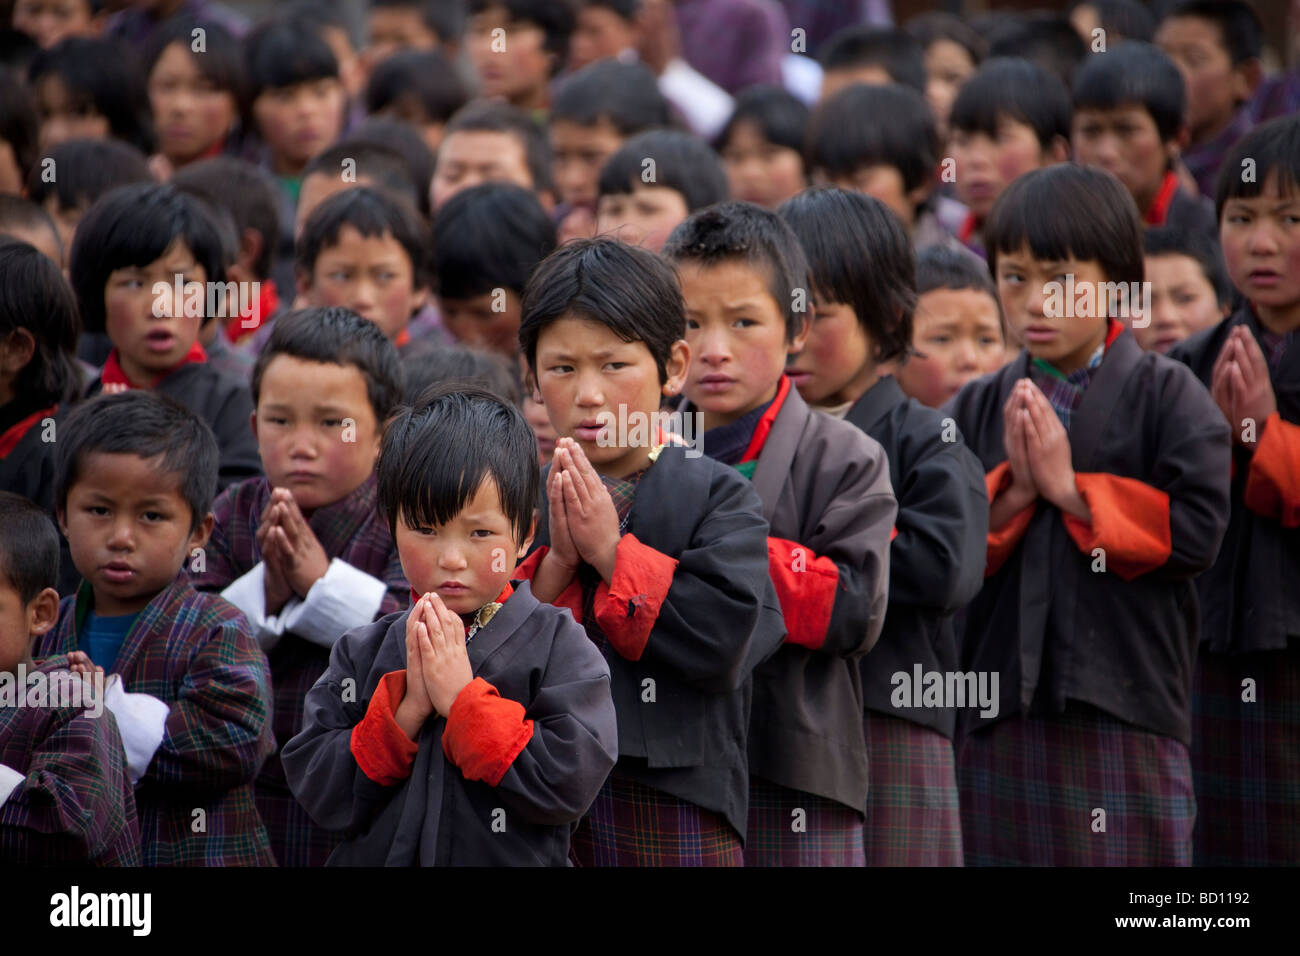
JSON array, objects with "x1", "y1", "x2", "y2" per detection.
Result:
[
  {"x1": 302, "y1": 139, "x2": 419, "y2": 211},
  {"x1": 467, "y1": 0, "x2": 574, "y2": 75},
  {"x1": 1215, "y1": 115, "x2": 1300, "y2": 221},
  {"x1": 0, "y1": 239, "x2": 81, "y2": 406},
  {"x1": 551, "y1": 58, "x2": 670, "y2": 134},
  {"x1": 1072, "y1": 41, "x2": 1185, "y2": 142},
  {"x1": 0, "y1": 70, "x2": 39, "y2": 187},
  {"x1": 1160, "y1": 0, "x2": 1261, "y2": 64},
  {"x1": 250, "y1": 306, "x2": 404, "y2": 424},
  {"x1": 0, "y1": 195, "x2": 61, "y2": 257},
  {"x1": 0, "y1": 28, "x2": 39, "y2": 75},
  {"x1": 597, "y1": 129, "x2": 728, "y2": 211},
  {"x1": 1143, "y1": 225, "x2": 1233, "y2": 307},
  {"x1": 399, "y1": 340, "x2": 523, "y2": 406},
  {"x1": 817, "y1": 25, "x2": 927, "y2": 93},
  {"x1": 987, "y1": 13, "x2": 1087, "y2": 88},
  {"x1": 0, "y1": 491, "x2": 60, "y2": 605},
  {"x1": 904, "y1": 11, "x2": 986, "y2": 62},
  {"x1": 244, "y1": 16, "x2": 339, "y2": 97},
  {"x1": 28, "y1": 36, "x2": 154, "y2": 153},
  {"x1": 777, "y1": 188, "x2": 914, "y2": 361},
  {"x1": 297, "y1": 185, "x2": 431, "y2": 289},
  {"x1": 520, "y1": 237, "x2": 684, "y2": 383},
  {"x1": 1070, "y1": 0, "x2": 1156, "y2": 42},
  {"x1": 577, "y1": 0, "x2": 640, "y2": 18},
  {"x1": 69, "y1": 182, "x2": 227, "y2": 335},
  {"x1": 950, "y1": 57, "x2": 1072, "y2": 151},
  {"x1": 144, "y1": 18, "x2": 250, "y2": 120},
  {"x1": 377, "y1": 381, "x2": 538, "y2": 543},
  {"x1": 806, "y1": 83, "x2": 937, "y2": 195},
  {"x1": 371, "y1": 0, "x2": 469, "y2": 45},
  {"x1": 347, "y1": 118, "x2": 438, "y2": 218},
  {"x1": 433, "y1": 182, "x2": 556, "y2": 300},
  {"x1": 441, "y1": 100, "x2": 553, "y2": 196},
  {"x1": 365, "y1": 48, "x2": 470, "y2": 126},
  {"x1": 716, "y1": 85, "x2": 810, "y2": 155},
  {"x1": 283, "y1": 0, "x2": 353, "y2": 34},
  {"x1": 984, "y1": 164, "x2": 1144, "y2": 288},
  {"x1": 914, "y1": 245, "x2": 1005, "y2": 334},
  {"x1": 171, "y1": 156, "x2": 281, "y2": 280},
  {"x1": 24, "y1": 137, "x2": 152, "y2": 213},
  {"x1": 55, "y1": 390, "x2": 219, "y2": 533}
]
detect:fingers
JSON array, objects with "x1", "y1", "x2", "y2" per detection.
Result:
[{"x1": 427, "y1": 593, "x2": 465, "y2": 644}]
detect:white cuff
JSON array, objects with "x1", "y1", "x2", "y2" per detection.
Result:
[
  {"x1": 103, "y1": 675, "x2": 169, "y2": 785},
  {"x1": 659, "y1": 59, "x2": 733, "y2": 139},
  {"x1": 0, "y1": 763, "x2": 25, "y2": 806},
  {"x1": 222, "y1": 562, "x2": 289, "y2": 651},
  {"x1": 281, "y1": 558, "x2": 387, "y2": 649}
]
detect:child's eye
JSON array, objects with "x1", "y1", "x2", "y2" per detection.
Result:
[
  {"x1": 733, "y1": 318, "x2": 757, "y2": 328},
  {"x1": 327, "y1": 271, "x2": 351, "y2": 282},
  {"x1": 685, "y1": 318, "x2": 699, "y2": 329},
  {"x1": 604, "y1": 361, "x2": 628, "y2": 370},
  {"x1": 86, "y1": 505, "x2": 109, "y2": 517},
  {"x1": 266, "y1": 416, "x2": 289, "y2": 426},
  {"x1": 322, "y1": 419, "x2": 344, "y2": 428},
  {"x1": 471, "y1": 529, "x2": 494, "y2": 538},
  {"x1": 1000, "y1": 273, "x2": 1024, "y2": 285},
  {"x1": 548, "y1": 364, "x2": 573, "y2": 374},
  {"x1": 929, "y1": 334, "x2": 952, "y2": 344},
  {"x1": 413, "y1": 526, "x2": 436, "y2": 536},
  {"x1": 142, "y1": 511, "x2": 166, "y2": 522}
]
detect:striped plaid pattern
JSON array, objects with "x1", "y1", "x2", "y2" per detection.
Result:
[
  {"x1": 744, "y1": 777, "x2": 864, "y2": 866},
  {"x1": 863, "y1": 712, "x2": 963, "y2": 866},
  {"x1": 577, "y1": 470, "x2": 645, "y2": 656},
  {"x1": 37, "y1": 574, "x2": 276, "y2": 866},
  {"x1": 570, "y1": 768, "x2": 744, "y2": 866},
  {"x1": 1191, "y1": 644, "x2": 1300, "y2": 866},
  {"x1": 957, "y1": 705, "x2": 1196, "y2": 866},
  {"x1": 1028, "y1": 340, "x2": 1105, "y2": 431}
]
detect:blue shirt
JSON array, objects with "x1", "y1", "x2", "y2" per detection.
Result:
[{"x1": 83, "y1": 610, "x2": 138, "y2": 671}]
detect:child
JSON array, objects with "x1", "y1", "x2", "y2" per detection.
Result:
[
  {"x1": 0, "y1": 490, "x2": 140, "y2": 865},
  {"x1": 1069, "y1": 0, "x2": 1156, "y2": 45},
  {"x1": 1155, "y1": 0, "x2": 1262, "y2": 199},
  {"x1": 894, "y1": 246, "x2": 1010, "y2": 408},
  {"x1": 663, "y1": 200, "x2": 897, "y2": 866},
  {"x1": 293, "y1": 140, "x2": 418, "y2": 241},
  {"x1": 715, "y1": 86, "x2": 809, "y2": 211},
  {"x1": 37, "y1": 390, "x2": 276, "y2": 866},
  {"x1": 568, "y1": 0, "x2": 639, "y2": 71},
  {"x1": 779, "y1": 188, "x2": 989, "y2": 865},
  {"x1": 0, "y1": 195, "x2": 63, "y2": 268},
  {"x1": 905, "y1": 12, "x2": 984, "y2": 143},
  {"x1": 514, "y1": 237, "x2": 786, "y2": 866},
  {"x1": 948, "y1": 58, "x2": 1072, "y2": 258},
  {"x1": 430, "y1": 100, "x2": 554, "y2": 212},
  {"x1": 1140, "y1": 226, "x2": 1233, "y2": 353},
  {"x1": 296, "y1": 186, "x2": 430, "y2": 349},
  {"x1": 466, "y1": 0, "x2": 574, "y2": 114},
  {"x1": 817, "y1": 25, "x2": 927, "y2": 102},
  {"x1": 0, "y1": 71, "x2": 38, "y2": 198},
  {"x1": 944, "y1": 164, "x2": 1231, "y2": 865},
  {"x1": 70, "y1": 181, "x2": 262, "y2": 489},
  {"x1": 1168, "y1": 116, "x2": 1300, "y2": 865},
  {"x1": 399, "y1": 340, "x2": 522, "y2": 407},
  {"x1": 986, "y1": 13, "x2": 1087, "y2": 89},
  {"x1": 28, "y1": 36, "x2": 153, "y2": 153},
  {"x1": 596, "y1": 129, "x2": 728, "y2": 253},
  {"x1": 364, "y1": 0, "x2": 465, "y2": 70},
  {"x1": 1071, "y1": 41, "x2": 1216, "y2": 240},
  {"x1": 191, "y1": 307, "x2": 409, "y2": 867},
  {"x1": 433, "y1": 182, "x2": 556, "y2": 358},
  {"x1": 282, "y1": 383, "x2": 617, "y2": 866},
  {"x1": 11, "y1": 0, "x2": 103, "y2": 50},
  {"x1": 364, "y1": 49, "x2": 469, "y2": 155}
]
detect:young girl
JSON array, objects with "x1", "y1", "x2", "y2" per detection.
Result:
[
  {"x1": 27, "y1": 36, "x2": 153, "y2": 153},
  {"x1": 715, "y1": 86, "x2": 809, "y2": 211},
  {"x1": 1139, "y1": 226, "x2": 1234, "y2": 353}
]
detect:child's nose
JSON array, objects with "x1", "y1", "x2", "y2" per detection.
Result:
[{"x1": 106, "y1": 519, "x2": 135, "y2": 550}]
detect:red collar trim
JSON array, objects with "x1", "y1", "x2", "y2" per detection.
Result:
[
  {"x1": 738, "y1": 375, "x2": 791, "y2": 464},
  {"x1": 1144, "y1": 170, "x2": 1180, "y2": 226},
  {"x1": 394, "y1": 327, "x2": 411, "y2": 349},
  {"x1": 226, "y1": 280, "x2": 279, "y2": 343},
  {"x1": 101, "y1": 342, "x2": 207, "y2": 390},
  {"x1": 0, "y1": 404, "x2": 56, "y2": 458},
  {"x1": 1104, "y1": 316, "x2": 1124, "y2": 350},
  {"x1": 958, "y1": 210, "x2": 978, "y2": 243}
]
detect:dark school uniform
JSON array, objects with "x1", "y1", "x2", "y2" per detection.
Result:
[
  {"x1": 191, "y1": 474, "x2": 409, "y2": 867},
  {"x1": 514, "y1": 444, "x2": 787, "y2": 866},
  {"x1": 843, "y1": 375, "x2": 989, "y2": 866},
  {"x1": 1169, "y1": 305, "x2": 1300, "y2": 865},
  {"x1": 1144, "y1": 169, "x2": 1217, "y2": 243},
  {"x1": 37, "y1": 573, "x2": 276, "y2": 866},
  {"x1": 943, "y1": 320, "x2": 1231, "y2": 866},
  {"x1": 281, "y1": 581, "x2": 618, "y2": 866},
  {"x1": 0, "y1": 654, "x2": 141, "y2": 865}
]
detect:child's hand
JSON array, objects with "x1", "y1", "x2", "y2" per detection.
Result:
[
  {"x1": 1022, "y1": 384, "x2": 1085, "y2": 518},
  {"x1": 255, "y1": 514, "x2": 294, "y2": 614},
  {"x1": 1218, "y1": 328, "x2": 1277, "y2": 447},
  {"x1": 394, "y1": 595, "x2": 435, "y2": 740},
  {"x1": 266, "y1": 489, "x2": 330, "y2": 597},
  {"x1": 417, "y1": 594, "x2": 473, "y2": 718},
  {"x1": 546, "y1": 462, "x2": 580, "y2": 572},
  {"x1": 555, "y1": 439, "x2": 621, "y2": 582},
  {"x1": 1210, "y1": 336, "x2": 1238, "y2": 428},
  {"x1": 1002, "y1": 381, "x2": 1038, "y2": 504},
  {"x1": 67, "y1": 651, "x2": 104, "y2": 689}
]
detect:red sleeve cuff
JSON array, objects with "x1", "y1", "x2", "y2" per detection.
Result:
[
  {"x1": 350, "y1": 670, "x2": 419, "y2": 786},
  {"x1": 1062, "y1": 472, "x2": 1172, "y2": 580},
  {"x1": 514, "y1": 545, "x2": 585, "y2": 623},
  {"x1": 767, "y1": 536, "x2": 838, "y2": 650},
  {"x1": 1244, "y1": 414, "x2": 1300, "y2": 528},
  {"x1": 985, "y1": 461, "x2": 1036, "y2": 577},
  {"x1": 592, "y1": 533, "x2": 678, "y2": 661},
  {"x1": 441, "y1": 677, "x2": 534, "y2": 787}
]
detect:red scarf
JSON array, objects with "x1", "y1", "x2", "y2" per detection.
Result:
[
  {"x1": 100, "y1": 342, "x2": 207, "y2": 391},
  {"x1": 1144, "y1": 170, "x2": 1180, "y2": 227},
  {"x1": 0, "y1": 404, "x2": 57, "y2": 458},
  {"x1": 225, "y1": 279, "x2": 280, "y2": 343},
  {"x1": 738, "y1": 374, "x2": 792, "y2": 464}
]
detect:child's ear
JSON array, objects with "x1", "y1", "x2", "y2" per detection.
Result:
[
  {"x1": 906, "y1": 179, "x2": 934, "y2": 212},
  {"x1": 1232, "y1": 58, "x2": 1263, "y2": 102},
  {"x1": 0, "y1": 328, "x2": 36, "y2": 376},
  {"x1": 189, "y1": 512, "x2": 216, "y2": 553},
  {"x1": 27, "y1": 587, "x2": 61, "y2": 638},
  {"x1": 250, "y1": 409, "x2": 259, "y2": 441},
  {"x1": 517, "y1": 511, "x2": 538, "y2": 560},
  {"x1": 788, "y1": 312, "x2": 812, "y2": 355},
  {"x1": 295, "y1": 268, "x2": 313, "y2": 301},
  {"x1": 412, "y1": 283, "x2": 430, "y2": 313},
  {"x1": 55, "y1": 507, "x2": 68, "y2": 538},
  {"x1": 1044, "y1": 135, "x2": 1071, "y2": 165},
  {"x1": 662, "y1": 338, "x2": 691, "y2": 396}
]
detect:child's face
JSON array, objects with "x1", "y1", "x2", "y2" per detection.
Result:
[
  {"x1": 596, "y1": 186, "x2": 689, "y2": 253},
  {"x1": 823, "y1": 164, "x2": 922, "y2": 232},
  {"x1": 785, "y1": 300, "x2": 873, "y2": 408},
  {"x1": 924, "y1": 39, "x2": 976, "y2": 139},
  {"x1": 394, "y1": 476, "x2": 534, "y2": 616},
  {"x1": 533, "y1": 314, "x2": 689, "y2": 478},
  {"x1": 294, "y1": 172, "x2": 377, "y2": 240},
  {"x1": 0, "y1": 579, "x2": 59, "y2": 675},
  {"x1": 1156, "y1": 15, "x2": 1251, "y2": 137},
  {"x1": 252, "y1": 78, "x2": 345, "y2": 174},
  {"x1": 439, "y1": 290, "x2": 523, "y2": 357},
  {"x1": 994, "y1": 245, "x2": 1112, "y2": 373},
  {"x1": 569, "y1": 4, "x2": 636, "y2": 70},
  {"x1": 60, "y1": 453, "x2": 212, "y2": 617},
  {"x1": 468, "y1": 6, "x2": 554, "y2": 107},
  {"x1": 1136, "y1": 253, "x2": 1229, "y2": 353},
  {"x1": 431, "y1": 130, "x2": 534, "y2": 211},
  {"x1": 104, "y1": 239, "x2": 205, "y2": 385},
  {"x1": 951, "y1": 118, "x2": 1061, "y2": 223},
  {"x1": 1220, "y1": 174, "x2": 1300, "y2": 331},
  {"x1": 301, "y1": 225, "x2": 427, "y2": 342},
  {"x1": 43, "y1": 197, "x2": 82, "y2": 254},
  {"x1": 12, "y1": 0, "x2": 97, "y2": 50},
  {"x1": 721, "y1": 120, "x2": 805, "y2": 210},
  {"x1": 365, "y1": 6, "x2": 443, "y2": 74},
  {"x1": 1072, "y1": 105, "x2": 1172, "y2": 211},
  {"x1": 551, "y1": 117, "x2": 624, "y2": 209},
  {"x1": 252, "y1": 355, "x2": 381, "y2": 513},
  {"x1": 35, "y1": 74, "x2": 109, "y2": 148},
  {"x1": 148, "y1": 42, "x2": 238, "y2": 166},
  {"x1": 895, "y1": 287, "x2": 1006, "y2": 407},
  {"x1": 523, "y1": 390, "x2": 557, "y2": 466}
]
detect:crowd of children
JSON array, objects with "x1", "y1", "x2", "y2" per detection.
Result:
[{"x1": 0, "y1": 0, "x2": 1296, "y2": 868}]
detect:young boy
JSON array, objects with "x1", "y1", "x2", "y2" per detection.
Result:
[
  {"x1": 282, "y1": 383, "x2": 617, "y2": 865},
  {"x1": 1169, "y1": 116, "x2": 1300, "y2": 865},
  {"x1": 1140, "y1": 226, "x2": 1234, "y2": 353},
  {"x1": 37, "y1": 391, "x2": 276, "y2": 866},
  {"x1": 430, "y1": 100, "x2": 555, "y2": 213},
  {"x1": 293, "y1": 140, "x2": 419, "y2": 243},
  {"x1": 515, "y1": 237, "x2": 786, "y2": 865},
  {"x1": 944, "y1": 164, "x2": 1231, "y2": 865},
  {"x1": 466, "y1": 0, "x2": 574, "y2": 114},
  {"x1": 779, "y1": 188, "x2": 989, "y2": 865},
  {"x1": 663, "y1": 200, "x2": 897, "y2": 866},
  {"x1": 905, "y1": 12, "x2": 983, "y2": 143},
  {"x1": 364, "y1": 49, "x2": 469, "y2": 155},
  {"x1": 364, "y1": 0, "x2": 465, "y2": 72},
  {"x1": 716, "y1": 86, "x2": 809, "y2": 212},
  {"x1": 0, "y1": 491, "x2": 140, "y2": 865},
  {"x1": 816, "y1": 25, "x2": 927, "y2": 102}
]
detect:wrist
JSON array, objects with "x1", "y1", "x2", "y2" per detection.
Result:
[{"x1": 394, "y1": 696, "x2": 429, "y2": 741}]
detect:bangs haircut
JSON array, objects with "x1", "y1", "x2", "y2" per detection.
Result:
[
  {"x1": 442, "y1": 100, "x2": 553, "y2": 195},
  {"x1": 55, "y1": 390, "x2": 219, "y2": 533},
  {"x1": 171, "y1": 157, "x2": 281, "y2": 280},
  {"x1": 251, "y1": 306, "x2": 404, "y2": 424},
  {"x1": 365, "y1": 49, "x2": 470, "y2": 125},
  {"x1": 371, "y1": 0, "x2": 469, "y2": 45},
  {"x1": 69, "y1": 182, "x2": 227, "y2": 335},
  {"x1": 0, "y1": 239, "x2": 81, "y2": 406},
  {"x1": 296, "y1": 186, "x2": 430, "y2": 289},
  {"x1": 716, "y1": 85, "x2": 809, "y2": 155},
  {"x1": 807, "y1": 83, "x2": 937, "y2": 194},
  {"x1": 986, "y1": 13, "x2": 1086, "y2": 87},
  {"x1": 1072, "y1": 41, "x2": 1185, "y2": 142},
  {"x1": 1162, "y1": 0, "x2": 1261, "y2": 64},
  {"x1": 303, "y1": 139, "x2": 418, "y2": 209},
  {"x1": 950, "y1": 57, "x2": 1072, "y2": 150},
  {"x1": 399, "y1": 340, "x2": 523, "y2": 407},
  {"x1": 519, "y1": 238, "x2": 685, "y2": 384},
  {"x1": 378, "y1": 382, "x2": 538, "y2": 544},
  {"x1": 144, "y1": 18, "x2": 249, "y2": 116},
  {"x1": 1214, "y1": 115, "x2": 1300, "y2": 220},
  {"x1": 984, "y1": 164, "x2": 1143, "y2": 287},
  {"x1": 433, "y1": 181, "x2": 556, "y2": 300},
  {"x1": 597, "y1": 129, "x2": 728, "y2": 211},
  {"x1": 777, "y1": 187, "x2": 913, "y2": 361},
  {"x1": 1143, "y1": 225, "x2": 1233, "y2": 307},
  {"x1": 551, "y1": 59, "x2": 669, "y2": 134},
  {"x1": 914, "y1": 245, "x2": 1005, "y2": 335},
  {"x1": 0, "y1": 491, "x2": 60, "y2": 605},
  {"x1": 244, "y1": 17, "x2": 338, "y2": 95},
  {"x1": 28, "y1": 36, "x2": 153, "y2": 153},
  {"x1": 662, "y1": 200, "x2": 812, "y2": 343},
  {"x1": 467, "y1": 0, "x2": 574, "y2": 73},
  {"x1": 24, "y1": 138, "x2": 152, "y2": 213},
  {"x1": 817, "y1": 25, "x2": 927, "y2": 92},
  {"x1": 347, "y1": 118, "x2": 438, "y2": 217},
  {"x1": 905, "y1": 11, "x2": 986, "y2": 62}
]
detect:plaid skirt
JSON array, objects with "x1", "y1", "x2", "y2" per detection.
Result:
[
  {"x1": 956, "y1": 705, "x2": 1196, "y2": 866},
  {"x1": 863, "y1": 712, "x2": 963, "y2": 866},
  {"x1": 255, "y1": 781, "x2": 339, "y2": 868},
  {"x1": 569, "y1": 769, "x2": 744, "y2": 867},
  {"x1": 743, "y1": 777, "x2": 865, "y2": 866},
  {"x1": 1191, "y1": 643, "x2": 1300, "y2": 866}
]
